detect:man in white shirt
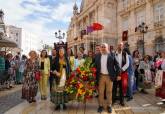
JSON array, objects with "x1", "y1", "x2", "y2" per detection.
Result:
[
  {"x1": 95, "y1": 43, "x2": 120, "y2": 113},
  {"x1": 113, "y1": 43, "x2": 129, "y2": 106}
]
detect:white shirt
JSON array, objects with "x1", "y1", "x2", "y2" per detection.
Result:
[
  {"x1": 116, "y1": 51, "x2": 129, "y2": 71},
  {"x1": 101, "y1": 54, "x2": 108, "y2": 74}
]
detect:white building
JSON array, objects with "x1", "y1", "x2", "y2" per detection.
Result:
[
  {"x1": 67, "y1": 0, "x2": 165, "y2": 55},
  {"x1": 21, "y1": 30, "x2": 42, "y2": 55}
]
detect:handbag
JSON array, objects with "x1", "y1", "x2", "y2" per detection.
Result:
[{"x1": 35, "y1": 71, "x2": 41, "y2": 81}]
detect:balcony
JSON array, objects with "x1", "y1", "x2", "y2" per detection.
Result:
[
  {"x1": 154, "y1": 20, "x2": 165, "y2": 29},
  {"x1": 118, "y1": 1, "x2": 134, "y2": 16}
]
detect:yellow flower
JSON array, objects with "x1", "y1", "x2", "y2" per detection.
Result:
[{"x1": 79, "y1": 83, "x2": 83, "y2": 88}]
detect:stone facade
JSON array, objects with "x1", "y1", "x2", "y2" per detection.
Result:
[{"x1": 67, "y1": 0, "x2": 165, "y2": 55}]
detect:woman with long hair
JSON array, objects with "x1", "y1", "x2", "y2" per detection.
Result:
[
  {"x1": 39, "y1": 50, "x2": 50, "y2": 100},
  {"x1": 67, "y1": 48, "x2": 75, "y2": 72},
  {"x1": 51, "y1": 47, "x2": 70, "y2": 110},
  {"x1": 22, "y1": 51, "x2": 39, "y2": 103}
]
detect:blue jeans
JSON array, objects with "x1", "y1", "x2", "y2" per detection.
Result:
[{"x1": 127, "y1": 74, "x2": 134, "y2": 98}]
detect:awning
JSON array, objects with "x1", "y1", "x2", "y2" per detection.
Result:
[{"x1": 0, "y1": 36, "x2": 17, "y2": 47}]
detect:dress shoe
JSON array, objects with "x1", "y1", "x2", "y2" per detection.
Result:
[
  {"x1": 120, "y1": 102, "x2": 125, "y2": 106},
  {"x1": 97, "y1": 106, "x2": 103, "y2": 113},
  {"x1": 127, "y1": 97, "x2": 133, "y2": 101},
  {"x1": 107, "y1": 106, "x2": 112, "y2": 113},
  {"x1": 55, "y1": 105, "x2": 60, "y2": 110}
]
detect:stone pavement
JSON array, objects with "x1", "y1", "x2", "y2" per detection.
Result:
[
  {"x1": 3, "y1": 89, "x2": 165, "y2": 114},
  {"x1": 0, "y1": 85, "x2": 23, "y2": 114}
]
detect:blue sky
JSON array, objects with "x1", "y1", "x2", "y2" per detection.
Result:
[{"x1": 0, "y1": 0, "x2": 81, "y2": 45}]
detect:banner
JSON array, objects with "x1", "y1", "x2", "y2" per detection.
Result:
[{"x1": 122, "y1": 30, "x2": 128, "y2": 41}]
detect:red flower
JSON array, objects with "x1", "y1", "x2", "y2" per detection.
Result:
[
  {"x1": 93, "y1": 73, "x2": 96, "y2": 77},
  {"x1": 91, "y1": 68, "x2": 96, "y2": 73},
  {"x1": 83, "y1": 76, "x2": 88, "y2": 81},
  {"x1": 76, "y1": 67, "x2": 81, "y2": 73}
]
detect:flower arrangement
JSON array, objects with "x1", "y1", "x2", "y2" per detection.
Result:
[{"x1": 65, "y1": 58, "x2": 97, "y2": 102}]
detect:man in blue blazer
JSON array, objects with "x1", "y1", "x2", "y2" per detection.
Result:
[{"x1": 95, "y1": 43, "x2": 120, "y2": 113}]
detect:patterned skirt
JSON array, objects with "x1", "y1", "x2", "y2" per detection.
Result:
[
  {"x1": 50, "y1": 79, "x2": 69, "y2": 105},
  {"x1": 22, "y1": 72, "x2": 38, "y2": 101},
  {"x1": 51, "y1": 91, "x2": 69, "y2": 105}
]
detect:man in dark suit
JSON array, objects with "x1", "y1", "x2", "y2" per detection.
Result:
[
  {"x1": 49, "y1": 49, "x2": 57, "y2": 92},
  {"x1": 95, "y1": 43, "x2": 120, "y2": 113}
]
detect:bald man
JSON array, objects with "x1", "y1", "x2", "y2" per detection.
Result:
[{"x1": 95, "y1": 43, "x2": 120, "y2": 113}]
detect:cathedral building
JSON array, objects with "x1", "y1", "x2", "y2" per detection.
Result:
[{"x1": 67, "y1": 0, "x2": 165, "y2": 55}]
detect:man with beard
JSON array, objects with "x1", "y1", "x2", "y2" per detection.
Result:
[{"x1": 113, "y1": 43, "x2": 129, "y2": 106}]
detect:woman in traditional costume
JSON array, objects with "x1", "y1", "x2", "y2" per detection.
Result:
[
  {"x1": 51, "y1": 47, "x2": 70, "y2": 110},
  {"x1": 22, "y1": 51, "x2": 39, "y2": 103}
]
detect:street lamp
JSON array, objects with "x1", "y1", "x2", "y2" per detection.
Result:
[
  {"x1": 135, "y1": 22, "x2": 148, "y2": 56},
  {"x1": 55, "y1": 30, "x2": 65, "y2": 42}
]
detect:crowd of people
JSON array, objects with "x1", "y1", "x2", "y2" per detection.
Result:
[
  {"x1": 0, "y1": 52, "x2": 27, "y2": 89},
  {"x1": 0, "y1": 42, "x2": 165, "y2": 113}
]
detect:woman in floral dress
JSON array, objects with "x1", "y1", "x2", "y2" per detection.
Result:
[{"x1": 22, "y1": 51, "x2": 39, "y2": 103}]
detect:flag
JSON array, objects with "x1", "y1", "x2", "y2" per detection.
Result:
[
  {"x1": 122, "y1": 30, "x2": 128, "y2": 41},
  {"x1": 86, "y1": 26, "x2": 94, "y2": 34},
  {"x1": 92, "y1": 23, "x2": 104, "y2": 31}
]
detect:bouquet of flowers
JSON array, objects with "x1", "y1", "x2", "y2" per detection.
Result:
[{"x1": 65, "y1": 58, "x2": 97, "y2": 102}]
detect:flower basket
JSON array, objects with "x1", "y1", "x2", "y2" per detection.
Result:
[{"x1": 65, "y1": 58, "x2": 97, "y2": 102}]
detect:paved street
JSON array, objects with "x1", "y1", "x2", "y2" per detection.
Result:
[
  {"x1": 0, "y1": 86, "x2": 23, "y2": 114},
  {"x1": 2, "y1": 89, "x2": 165, "y2": 114}
]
